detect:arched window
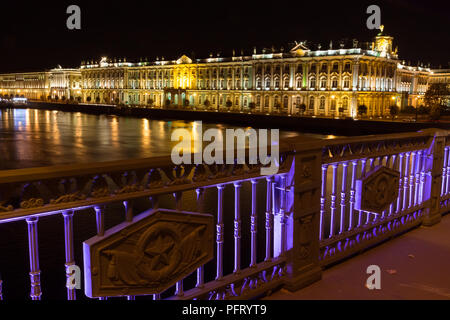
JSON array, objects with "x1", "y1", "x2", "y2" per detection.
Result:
[
  {"x1": 296, "y1": 96, "x2": 301, "y2": 106},
  {"x1": 331, "y1": 77, "x2": 338, "y2": 89},
  {"x1": 284, "y1": 78, "x2": 289, "y2": 88},
  {"x1": 320, "y1": 77, "x2": 327, "y2": 89},
  {"x1": 342, "y1": 96, "x2": 349, "y2": 109},
  {"x1": 274, "y1": 96, "x2": 280, "y2": 106},
  {"x1": 296, "y1": 78, "x2": 302, "y2": 88},
  {"x1": 319, "y1": 96, "x2": 325, "y2": 110},
  {"x1": 265, "y1": 78, "x2": 270, "y2": 88},
  {"x1": 343, "y1": 77, "x2": 350, "y2": 89},
  {"x1": 330, "y1": 98, "x2": 336, "y2": 111},
  {"x1": 283, "y1": 96, "x2": 289, "y2": 108},
  {"x1": 309, "y1": 96, "x2": 315, "y2": 110},
  {"x1": 264, "y1": 96, "x2": 269, "y2": 108},
  {"x1": 235, "y1": 96, "x2": 239, "y2": 105},
  {"x1": 256, "y1": 78, "x2": 262, "y2": 88},
  {"x1": 243, "y1": 97, "x2": 248, "y2": 107},
  {"x1": 256, "y1": 95, "x2": 261, "y2": 106},
  {"x1": 309, "y1": 77, "x2": 316, "y2": 89},
  {"x1": 274, "y1": 78, "x2": 280, "y2": 88}
]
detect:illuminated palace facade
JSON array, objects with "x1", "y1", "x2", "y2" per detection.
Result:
[
  {"x1": 0, "y1": 67, "x2": 82, "y2": 101},
  {"x1": 1, "y1": 28, "x2": 449, "y2": 117}
]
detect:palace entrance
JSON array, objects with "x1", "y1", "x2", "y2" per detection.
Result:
[{"x1": 163, "y1": 88, "x2": 187, "y2": 107}]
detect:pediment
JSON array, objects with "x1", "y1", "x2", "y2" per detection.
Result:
[{"x1": 176, "y1": 55, "x2": 192, "y2": 64}]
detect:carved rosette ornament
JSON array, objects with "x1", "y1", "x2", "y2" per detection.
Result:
[
  {"x1": 355, "y1": 165, "x2": 400, "y2": 214},
  {"x1": 83, "y1": 209, "x2": 214, "y2": 298}
]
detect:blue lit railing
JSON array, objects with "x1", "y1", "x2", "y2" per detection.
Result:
[{"x1": 0, "y1": 129, "x2": 448, "y2": 300}]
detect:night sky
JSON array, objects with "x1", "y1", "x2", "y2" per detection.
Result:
[{"x1": 0, "y1": 0, "x2": 448, "y2": 73}]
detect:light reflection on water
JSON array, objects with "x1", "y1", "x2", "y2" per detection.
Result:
[{"x1": 0, "y1": 108, "x2": 330, "y2": 170}]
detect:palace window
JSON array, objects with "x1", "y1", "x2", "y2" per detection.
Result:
[
  {"x1": 331, "y1": 77, "x2": 338, "y2": 89},
  {"x1": 296, "y1": 96, "x2": 301, "y2": 106},
  {"x1": 264, "y1": 96, "x2": 269, "y2": 108},
  {"x1": 309, "y1": 77, "x2": 316, "y2": 89},
  {"x1": 342, "y1": 96, "x2": 349, "y2": 109},
  {"x1": 296, "y1": 78, "x2": 302, "y2": 88},
  {"x1": 243, "y1": 97, "x2": 248, "y2": 107},
  {"x1": 330, "y1": 98, "x2": 336, "y2": 111},
  {"x1": 265, "y1": 78, "x2": 270, "y2": 89},
  {"x1": 344, "y1": 63, "x2": 351, "y2": 72},
  {"x1": 256, "y1": 95, "x2": 261, "y2": 106},
  {"x1": 343, "y1": 77, "x2": 350, "y2": 89},
  {"x1": 283, "y1": 78, "x2": 289, "y2": 88},
  {"x1": 283, "y1": 96, "x2": 288, "y2": 108},
  {"x1": 320, "y1": 77, "x2": 327, "y2": 89},
  {"x1": 274, "y1": 78, "x2": 280, "y2": 88},
  {"x1": 257, "y1": 78, "x2": 262, "y2": 88},
  {"x1": 236, "y1": 80, "x2": 240, "y2": 89},
  {"x1": 274, "y1": 96, "x2": 280, "y2": 106},
  {"x1": 320, "y1": 64, "x2": 327, "y2": 73},
  {"x1": 309, "y1": 96, "x2": 315, "y2": 110},
  {"x1": 332, "y1": 63, "x2": 339, "y2": 72},
  {"x1": 319, "y1": 96, "x2": 325, "y2": 110}
]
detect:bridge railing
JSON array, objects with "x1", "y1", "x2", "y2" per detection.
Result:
[
  {"x1": 0, "y1": 128, "x2": 448, "y2": 300},
  {"x1": 317, "y1": 129, "x2": 449, "y2": 266}
]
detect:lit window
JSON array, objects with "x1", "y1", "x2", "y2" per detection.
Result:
[{"x1": 309, "y1": 96, "x2": 315, "y2": 109}]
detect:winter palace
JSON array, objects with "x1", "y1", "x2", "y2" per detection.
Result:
[{"x1": 0, "y1": 27, "x2": 449, "y2": 117}]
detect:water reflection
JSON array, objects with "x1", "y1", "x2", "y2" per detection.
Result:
[{"x1": 0, "y1": 108, "x2": 328, "y2": 170}]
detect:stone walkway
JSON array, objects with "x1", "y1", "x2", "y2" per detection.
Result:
[{"x1": 266, "y1": 214, "x2": 450, "y2": 300}]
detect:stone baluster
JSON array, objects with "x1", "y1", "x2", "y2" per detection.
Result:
[
  {"x1": 329, "y1": 164, "x2": 338, "y2": 237},
  {"x1": 62, "y1": 210, "x2": 76, "y2": 300},
  {"x1": 348, "y1": 160, "x2": 358, "y2": 230},
  {"x1": 26, "y1": 217, "x2": 42, "y2": 300},
  {"x1": 265, "y1": 176, "x2": 274, "y2": 261},
  {"x1": 319, "y1": 165, "x2": 328, "y2": 240},
  {"x1": 250, "y1": 179, "x2": 258, "y2": 267},
  {"x1": 339, "y1": 162, "x2": 348, "y2": 234},
  {"x1": 233, "y1": 182, "x2": 242, "y2": 273},
  {"x1": 216, "y1": 185, "x2": 225, "y2": 279}
]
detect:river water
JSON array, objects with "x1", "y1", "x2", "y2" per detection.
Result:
[
  {"x1": 0, "y1": 107, "x2": 332, "y2": 300},
  {"x1": 0, "y1": 108, "x2": 331, "y2": 170}
]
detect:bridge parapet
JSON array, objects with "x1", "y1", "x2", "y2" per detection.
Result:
[{"x1": 0, "y1": 129, "x2": 448, "y2": 299}]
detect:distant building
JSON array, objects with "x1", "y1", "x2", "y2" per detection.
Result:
[
  {"x1": 1, "y1": 27, "x2": 449, "y2": 116},
  {"x1": 0, "y1": 67, "x2": 81, "y2": 101}
]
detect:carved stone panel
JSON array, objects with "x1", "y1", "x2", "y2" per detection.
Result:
[
  {"x1": 83, "y1": 208, "x2": 214, "y2": 298},
  {"x1": 355, "y1": 165, "x2": 400, "y2": 214}
]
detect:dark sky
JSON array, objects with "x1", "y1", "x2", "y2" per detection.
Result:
[{"x1": 0, "y1": 0, "x2": 448, "y2": 73}]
